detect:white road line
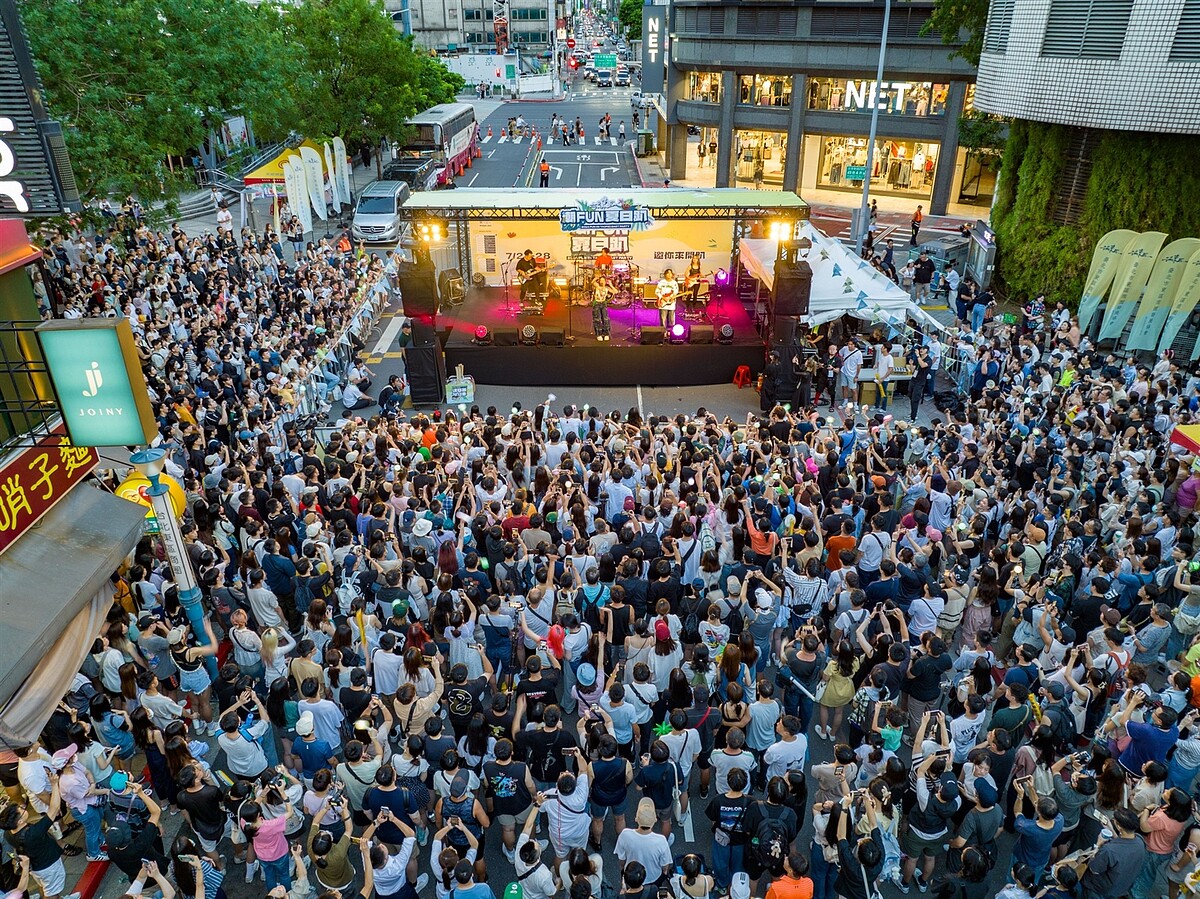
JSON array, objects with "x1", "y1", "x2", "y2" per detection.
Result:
[
  {"x1": 610, "y1": 137, "x2": 617, "y2": 146},
  {"x1": 498, "y1": 135, "x2": 508, "y2": 143},
  {"x1": 371, "y1": 314, "x2": 406, "y2": 355},
  {"x1": 576, "y1": 165, "x2": 582, "y2": 187},
  {"x1": 481, "y1": 134, "x2": 492, "y2": 144},
  {"x1": 636, "y1": 384, "x2": 644, "y2": 417},
  {"x1": 468, "y1": 173, "x2": 479, "y2": 186},
  {"x1": 594, "y1": 137, "x2": 603, "y2": 146},
  {"x1": 513, "y1": 136, "x2": 524, "y2": 145}
]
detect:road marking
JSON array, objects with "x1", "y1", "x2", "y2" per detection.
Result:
[
  {"x1": 599, "y1": 166, "x2": 619, "y2": 182},
  {"x1": 487, "y1": 150, "x2": 496, "y2": 159},
  {"x1": 576, "y1": 165, "x2": 582, "y2": 187},
  {"x1": 594, "y1": 136, "x2": 603, "y2": 146},
  {"x1": 610, "y1": 137, "x2": 618, "y2": 146},
  {"x1": 498, "y1": 135, "x2": 508, "y2": 143},
  {"x1": 513, "y1": 136, "x2": 524, "y2": 145},
  {"x1": 636, "y1": 384, "x2": 644, "y2": 417},
  {"x1": 371, "y1": 314, "x2": 406, "y2": 355},
  {"x1": 468, "y1": 173, "x2": 479, "y2": 186},
  {"x1": 481, "y1": 134, "x2": 492, "y2": 144},
  {"x1": 549, "y1": 165, "x2": 563, "y2": 180}
]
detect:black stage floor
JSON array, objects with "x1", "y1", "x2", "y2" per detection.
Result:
[{"x1": 438, "y1": 286, "x2": 765, "y2": 387}]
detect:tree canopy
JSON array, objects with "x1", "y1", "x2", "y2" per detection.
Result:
[
  {"x1": 21, "y1": 0, "x2": 465, "y2": 201},
  {"x1": 618, "y1": 0, "x2": 642, "y2": 40},
  {"x1": 921, "y1": 0, "x2": 989, "y2": 67}
]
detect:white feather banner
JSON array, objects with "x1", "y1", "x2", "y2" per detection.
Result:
[{"x1": 299, "y1": 145, "x2": 327, "y2": 220}]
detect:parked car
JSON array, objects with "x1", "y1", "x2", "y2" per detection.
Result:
[
  {"x1": 381, "y1": 157, "x2": 438, "y2": 192},
  {"x1": 351, "y1": 180, "x2": 410, "y2": 243}
]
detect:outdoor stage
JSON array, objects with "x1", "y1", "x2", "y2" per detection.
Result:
[{"x1": 435, "y1": 285, "x2": 765, "y2": 387}]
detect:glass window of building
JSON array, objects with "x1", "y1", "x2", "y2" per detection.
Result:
[
  {"x1": 806, "y1": 78, "x2": 949, "y2": 116},
  {"x1": 738, "y1": 74, "x2": 791, "y2": 107},
  {"x1": 734, "y1": 130, "x2": 788, "y2": 188},
  {"x1": 815, "y1": 136, "x2": 939, "y2": 199},
  {"x1": 687, "y1": 72, "x2": 722, "y2": 103}
]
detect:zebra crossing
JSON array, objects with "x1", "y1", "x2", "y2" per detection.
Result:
[{"x1": 481, "y1": 132, "x2": 620, "y2": 147}]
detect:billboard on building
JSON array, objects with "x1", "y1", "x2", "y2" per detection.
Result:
[{"x1": 641, "y1": 5, "x2": 667, "y2": 98}]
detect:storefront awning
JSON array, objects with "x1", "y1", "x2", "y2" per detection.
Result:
[
  {"x1": 243, "y1": 139, "x2": 326, "y2": 185},
  {"x1": 0, "y1": 485, "x2": 145, "y2": 747}
]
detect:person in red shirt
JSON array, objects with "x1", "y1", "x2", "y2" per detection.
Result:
[
  {"x1": 824, "y1": 520, "x2": 858, "y2": 572},
  {"x1": 501, "y1": 500, "x2": 532, "y2": 540}
]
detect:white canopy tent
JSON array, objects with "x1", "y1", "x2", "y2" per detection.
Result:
[{"x1": 739, "y1": 221, "x2": 948, "y2": 334}]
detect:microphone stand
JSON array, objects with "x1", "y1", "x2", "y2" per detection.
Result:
[{"x1": 502, "y1": 260, "x2": 517, "y2": 316}]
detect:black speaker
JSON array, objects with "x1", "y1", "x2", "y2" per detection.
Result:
[
  {"x1": 689, "y1": 325, "x2": 714, "y2": 345},
  {"x1": 411, "y1": 320, "x2": 438, "y2": 348},
  {"x1": 399, "y1": 266, "x2": 439, "y2": 325},
  {"x1": 494, "y1": 327, "x2": 519, "y2": 347},
  {"x1": 771, "y1": 315, "x2": 802, "y2": 347},
  {"x1": 640, "y1": 326, "x2": 665, "y2": 345},
  {"x1": 406, "y1": 345, "x2": 446, "y2": 404},
  {"x1": 541, "y1": 327, "x2": 564, "y2": 346},
  {"x1": 773, "y1": 259, "x2": 812, "y2": 317}
]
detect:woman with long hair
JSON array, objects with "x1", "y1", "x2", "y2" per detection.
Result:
[
  {"x1": 308, "y1": 798, "x2": 357, "y2": 896},
  {"x1": 649, "y1": 620, "x2": 681, "y2": 692},
  {"x1": 170, "y1": 832, "x2": 225, "y2": 899},
  {"x1": 260, "y1": 627, "x2": 296, "y2": 689},
  {"x1": 130, "y1": 706, "x2": 176, "y2": 807},
  {"x1": 716, "y1": 643, "x2": 753, "y2": 702},
  {"x1": 816, "y1": 640, "x2": 859, "y2": 741},
  {"x1": 239, "y1": 798, "x2": 294, "y2": 890},
  {"x1": 118, "y1": 661, "x2": 143, "y2": 713},
  {"x1": 456, "y1": 713, "x2": 497, "y2": 775},
  {"x1": 263, "y1": 677, "x2": 297, "y2": 772},
  {"x1": 714, "y1": 682, "x2": 751, "y2": 750}
]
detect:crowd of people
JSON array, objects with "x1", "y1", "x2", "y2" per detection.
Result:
[{"x1": 3, "y1": 205, "x2": 1200, "y2": 899}]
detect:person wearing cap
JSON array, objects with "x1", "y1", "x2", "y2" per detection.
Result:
[
  {"x1": 949, "y1": 777, "x2": 1002, "y2": 874},
  {"x1": 55, "y1": 744, "x2": 108, "y2": 862},
  {"x1": 899, "y1": 754, "x2": 960, "y2": 892},
  {"x1": 293, "y1": 711, "x2": 338, "y2": 788},
  {"x1": 0, "y1": 779, "x2": 79, "y2": 899},
  {"x1": 168, "y1": 619, "x2": 220, "y2": 737},
  {"x1": 105, "y1": 780, "x2": 170, "y2": 882},
  {"x1": 615, "y1": 797, "x2": 672, "y2": 885}
]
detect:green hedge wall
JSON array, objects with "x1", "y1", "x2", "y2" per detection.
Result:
[{"x1": 991, "y1": 120, "x2": 1200, "y2": 305}]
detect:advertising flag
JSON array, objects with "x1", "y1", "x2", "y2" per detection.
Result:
[
  {"x1": 323, "y1": 142, "x2": 341, "y2": 212},
  {"x1": 1127, "y1": 238, "x2": 1200, "y2": 351},
  {"x1": 298, "y1": 145, "x2": 327, "y2": 220},
  {"x1": 1157, "y1": 247, "x2": 1200, "y2": 354},
  {"x1": 1097, "y1": 231, "x2": 1167, "y2": 342},
  {"x1": 285, "y1": 157, "x2": 313, "y2": 236},
  {"x1": 1076, "y1": 229, "x2": 1138, "y2": 333},
  {"x1": 333, "y1": 137, "x2": 352, "y2": 207}
]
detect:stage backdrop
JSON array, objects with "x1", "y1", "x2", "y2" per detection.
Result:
[{"x1": 470, "y1": 217, "x2": 734, "y2": 287}]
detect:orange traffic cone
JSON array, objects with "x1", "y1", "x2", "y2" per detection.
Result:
[
  {"x1": 457, "y1": 161, "x2": 465, "y2": 177},
  {"x1": 466, "y1": 154, "x2": 472, "y2": 168},
  {"x1": 487, "y1": 126, "x2": 492, "y2": 138}
]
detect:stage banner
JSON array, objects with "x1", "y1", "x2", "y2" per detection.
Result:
[
  {"x1": 1076, "y1": 229, "x2": 1138, "y2": 333},
  {"x1": 333, "y1": 137, "x2": 352, "y2": 208},
  {"x1": 324, "y1": 142, "x2": 342, "y2": 212},
  {"x1": 471, "y1": 217, "x2": 734, "y2": 288},
  {"x1": 1157, "y1": 247, "x2": 1200, "y2": 355},
  {"x1": 1127, "y1": 238, "x2": 1200, "y2": 351},
  {"x1": 1097, "y1": 230, "x2": 1167, "y2": 342},
  {"x1": 298, "y1": 145, "x2": 328, "y2": 220}
]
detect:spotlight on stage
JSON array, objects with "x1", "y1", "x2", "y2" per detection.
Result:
[
  {"x1": 768, "y1": 220, "x2": 795, "y2": 242},
  {"x1": 418, "y1": 221, "x2": 445, "y2": 243},
  {"x1": 668, "y1": 323, "x2": 689, "y2": 344},
  {"x1": 717, "y1": 323, "x2": 735, "y2": 345},
  {"x1": 473, "y1": 324, "x2": 493, "y2": 345},
  {"x1": 715, "y1": 269, "x2": 730, "y2": 286},
  {"x1": 520, "y1": 324, "x2": 539, "y2": 346}
]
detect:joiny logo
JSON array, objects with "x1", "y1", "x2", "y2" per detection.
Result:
[{"x1": 83, "y1": 361, "x2": 103, "y2": 397}]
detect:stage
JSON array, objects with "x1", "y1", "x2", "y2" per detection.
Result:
[{"x1": 434, "y1": 285, "x2": 766, "y2": 387}]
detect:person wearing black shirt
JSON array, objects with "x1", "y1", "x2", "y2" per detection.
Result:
[
  {"x1": 106, "y1": 782, "x2": 170, "y2": 881},
  {"x1": 833, "y1": 793, "x2": 884, "y2": 899},
  {"x1": 705, "y1": 767, "x2": 751, "y2": 891},
  {"x1": 742, "y1": 777, "x2": 799, "y2": 890},
  {"x1": 513, "y1": 654, "x2": 562, "y2": 728},
  {"x1": 174, "y1": 765, "x2": 227, "y2": 858},
  {"x1": 516, "y1": 706, "x2": 578, "y2": 787},
  {"x1": 483, "y1": 738, "x2": 537, "y2": 858}
]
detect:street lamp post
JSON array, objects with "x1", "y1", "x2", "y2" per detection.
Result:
[
  {"x1": 854, "y1": 0, "x2": 892, "y2": 257},
  {"x1": 130, "y1": 447, "x2": 217, "y2": 678}
]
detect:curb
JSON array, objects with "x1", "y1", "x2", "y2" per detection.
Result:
[{"x1": 628, "y1": 145, "x2": 665, "y2": 188}]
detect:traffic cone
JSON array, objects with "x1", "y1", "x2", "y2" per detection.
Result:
[
  {"x1": 457, "y1": 161, "x2": 465, "y2": 177},
  {"x1": 487, "y1": 126, "x2": 492, "y2": 138},
  {"x1": 466, "y1": 154, "x2": 472, "y2": 168},
  {"x1": 537, "y1": 138, "x2": 542, "y2": 151}
]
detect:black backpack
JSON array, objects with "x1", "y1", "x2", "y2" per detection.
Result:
[
  {"x1": 751, "y1": 812, "x2": 789, "y2": 868},
  {"x1": 680, "y1": 596, "x2": 704, "y2": 645}
]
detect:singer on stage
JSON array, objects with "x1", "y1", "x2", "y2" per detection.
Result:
[
  {"x1": 656, "y1": 269, "x2": 679, "y2": 329},
  {"x1": 592, "y1": 273, "x2": 614, "y2": 341},
  {"x1": 516, "y1": 249, "x2": 546, "y2": 302}
]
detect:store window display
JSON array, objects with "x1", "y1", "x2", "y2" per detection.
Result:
[
  {"x1": 687, "y1": 72, "x2": 722, "y2": 104},
  {"x1": 734, "y1": 131, "x2": 787, "y2": 188},
  {"x1": 738, "y1": 74, "x2": 792, "y2": 107},
  {"x1": 806, "y1": 78, "x2": 950, "y2": 116},
  {"x1": 816, "y1": 136, "x2": 938, "y2": 198}
]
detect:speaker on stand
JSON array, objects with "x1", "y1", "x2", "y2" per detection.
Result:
[
  {"x1": 406, "y1": 319, "x2": 447, "y2": 405},
  {"x1": 772, "y1": 259, "x2": 813, "y2": 317},
  {"x1": 399, "y1": 265, "x2": 440, "y2": 330}
]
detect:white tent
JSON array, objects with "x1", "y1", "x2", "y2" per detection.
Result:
[{"x1": 739, "y1": 221, "x2": 948, "y2": 334}]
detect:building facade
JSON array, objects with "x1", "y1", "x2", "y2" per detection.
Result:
[
  {"x1": 389, "y1": 0, "x2": 564, "y2": 54},
  {"x1": 974, "y1": 0, "x2": 1200, "y2": 133},
  {"x1": 664, "y1": 0, "x2": 985, "y2": 214}
]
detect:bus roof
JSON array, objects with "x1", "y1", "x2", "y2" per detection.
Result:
[{"x1": 409, "y1": 103, "x2": 476, "y2": 125}]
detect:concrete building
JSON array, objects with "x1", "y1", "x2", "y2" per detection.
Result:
[
  {"x1": 974, "y1": 0, "x2": 1200, "y2": 132},
  {"x1": 389, "y1": 0, "x2": 564, "y2": 54},
  {"x1": 663, "y1": 0, "x2": 987, "y2": 215}
]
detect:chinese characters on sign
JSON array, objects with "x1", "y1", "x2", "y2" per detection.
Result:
[
  {"x1": 652, "y1": 251, "x2": 708, "y2": 261},
  {"x1": 0, "y1": 426, "x2": 98, "y2": 555},
  {"x1": 560, "y1": 199, "x2": 654, "y2": 233}
]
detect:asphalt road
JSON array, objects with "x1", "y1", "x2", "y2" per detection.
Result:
[{"x1": 467, "y1": 88, "x2": 644, "y2": 190}]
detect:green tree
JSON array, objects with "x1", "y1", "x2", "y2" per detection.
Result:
[
  {"x1": 287, "y1": 0, "x2": 461, "y2": 176},
  {"x1": 619, "y1": 0, "x2": 642, "y2": 39},
  {"x1": 921, "y1": 0, "x2": 989, "y2": 67},
  {"x1": 21, "y1": 0, "x2": 298, "y2": 201}
]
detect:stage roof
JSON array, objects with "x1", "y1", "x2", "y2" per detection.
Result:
[{"x1": 401, "y1": 188, "x2": 810, "y2": 220}]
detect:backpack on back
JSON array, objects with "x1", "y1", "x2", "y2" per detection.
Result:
[
  {"x1": 680, "y1": 596, "x2": 704, "y2": 645},
  {"x1": 750, "y1": 811, "x2": 789, "y2": 868}
]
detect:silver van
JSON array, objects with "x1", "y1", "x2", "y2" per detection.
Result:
[{"x1": 351, "y1": 180, "x2": 410, "y2": 243}]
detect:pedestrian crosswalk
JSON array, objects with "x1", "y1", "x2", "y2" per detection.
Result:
[
  {"x1": 544, "y1": 136, "x2": 621, "y2": 146},
  {"x1": 484, "y1": 128, "x2": 621, "y2": 148}
]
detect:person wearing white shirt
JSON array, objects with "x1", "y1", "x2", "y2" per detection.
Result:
[
  {"x1": 762, "y1": 716, "x2": 808, "y2": 780},
  {"x1": 615, "y1": 799, "x2": 673, "y2": 884},
  {"x1": 538, "y1": 772, "x2": 591, "y2": 865},
  {"x1": 341, "y1": 380, "x2": 372, "y2": 412},
  {"x1": 874, "y1": 346, "x2": 896, "y2": 410},
  {"x1": 514, "y1": 813, "x2": 558, "y2": 899}
]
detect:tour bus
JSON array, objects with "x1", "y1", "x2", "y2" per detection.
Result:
[{"x1": 398, "y1": 102, "x2": 478, "y2": 186}]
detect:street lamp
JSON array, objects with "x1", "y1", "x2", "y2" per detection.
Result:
[
  {"x1": 854, "y1": 0, "x2": 892, "y2": 257},
  {"x1": 129, "y1": 447, "x2": 217, "y2": 677}
]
